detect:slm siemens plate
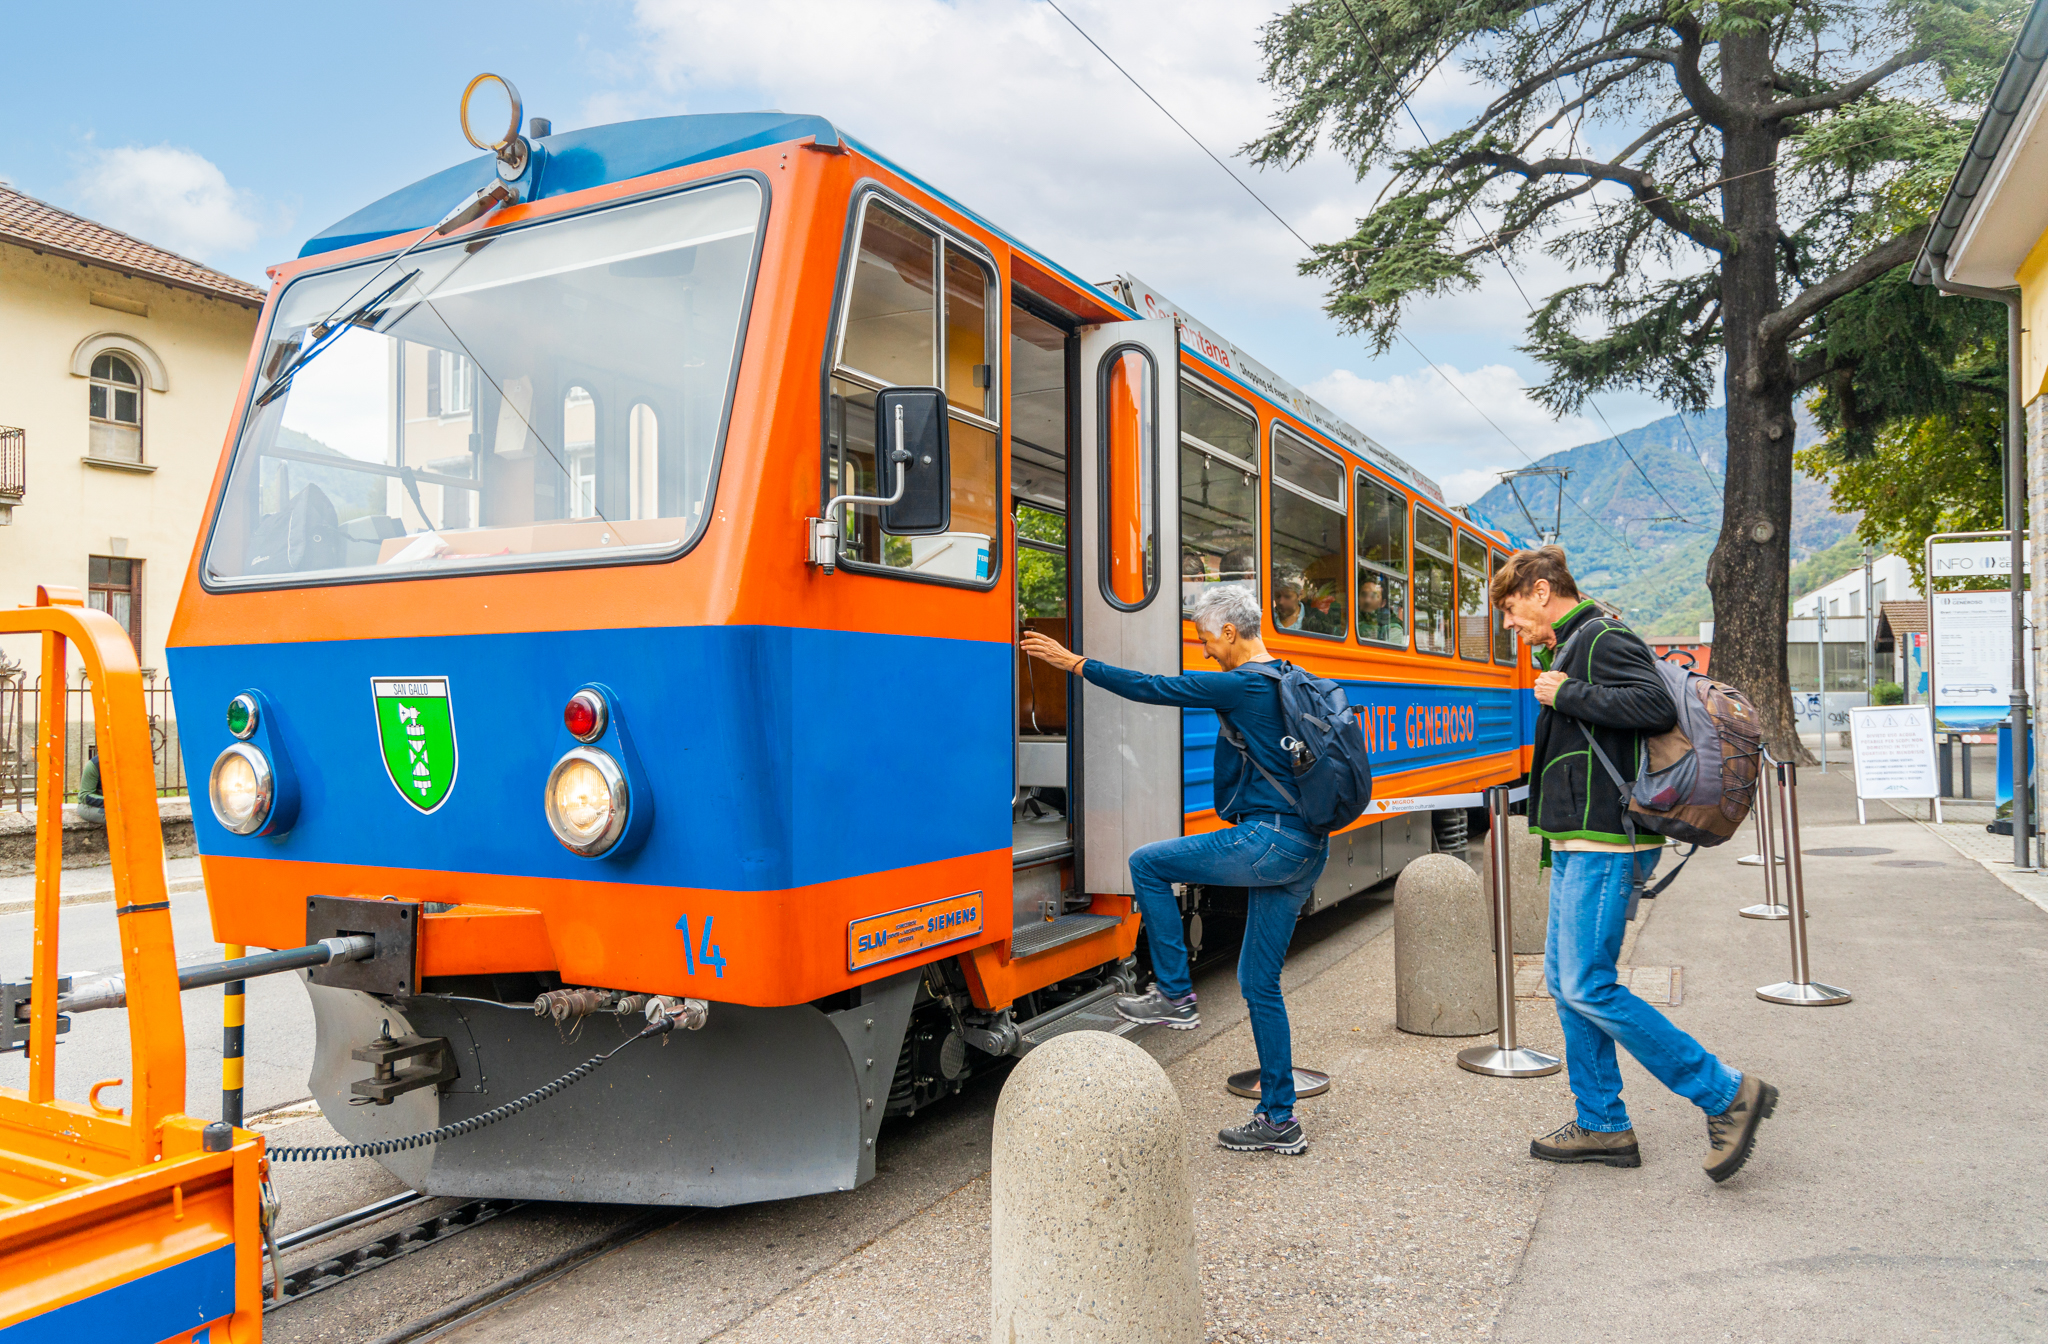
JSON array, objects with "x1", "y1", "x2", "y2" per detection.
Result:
[{"x1": 848, "y1": 890, "x2": 983, "y2": 971}]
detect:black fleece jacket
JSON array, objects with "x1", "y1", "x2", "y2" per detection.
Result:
[{"x1": 1528, "y1": 601, "x2": 1678, "y2": 845}]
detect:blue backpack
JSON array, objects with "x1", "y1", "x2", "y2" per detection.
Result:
[{"x1": 1216, "y1": 661, "x2": 1374, "y2": 835}]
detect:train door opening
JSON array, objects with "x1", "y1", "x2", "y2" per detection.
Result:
[{"x1": 1009, "y1": 299, "x2": 1076, "y2": 935}]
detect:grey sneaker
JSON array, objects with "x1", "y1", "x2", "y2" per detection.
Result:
[
  {"x1": 1219, "y1": 1111, "x2": 1307, "y2": 1155},
  {"x1": 1531, "y1": 1120, "x2": 1641, "y2": 1167},
  {"x1": 1703, "y1": 1074, "x2": 1777, "y2": 1183},
  {"x1": 1113, "y1": 985, "x2": 1199, "y2": 1030}
]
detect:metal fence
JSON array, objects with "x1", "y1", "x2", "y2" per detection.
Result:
[{"x1": 0, "y1": 676, "x2": 185, "y2": 810}]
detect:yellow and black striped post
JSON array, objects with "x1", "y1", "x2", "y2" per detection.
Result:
[{"x1": 223, "y1": 942, "x2": 245, "y2": 1127}]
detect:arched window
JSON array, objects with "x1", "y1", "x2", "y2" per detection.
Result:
[{"x1": 89, "y1": 353, "x2": 143, "y2": 462}]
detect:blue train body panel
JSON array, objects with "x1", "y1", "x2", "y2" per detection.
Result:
[
  {"x1": 0, "y1": 1245, "x2": 234, "y2": 1344},
  {"x1": 1183, "y1": 680, "x2": 1521, "y2": 815},
  {"x1": 169, "y1": 626, "x2": 1011, "y2": 890}
]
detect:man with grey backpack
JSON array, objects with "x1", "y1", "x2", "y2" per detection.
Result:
[
  {"x1": 1491, "y1": 546, "x2": 1776, "y2": 1183},
  {"x1": 1020, "y1": 583, "x2": 1372, "y2": 1156}
]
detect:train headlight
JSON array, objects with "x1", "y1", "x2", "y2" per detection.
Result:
[
  {"x1": 209, "y1": 743, "x2": 274, "y2": 836},
  {"x1": 545, "y1": 746, "x2": 628, "y2": 856}
]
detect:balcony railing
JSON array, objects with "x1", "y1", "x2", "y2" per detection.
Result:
[{"x1": 0, "y1": 428, "x2": 22, "y2": 501}]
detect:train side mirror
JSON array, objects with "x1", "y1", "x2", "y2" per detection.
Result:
[{"x1": 876, "y1": 386, "x2": 951, "y2": 535}]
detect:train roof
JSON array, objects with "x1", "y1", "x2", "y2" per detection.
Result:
[{"x1": 299, "y1": 111, "x2": 1448, "y2": 508}]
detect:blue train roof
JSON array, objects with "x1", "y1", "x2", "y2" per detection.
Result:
[{"x1": 299, "y1": 112, "x2": 840, "y2": 258}]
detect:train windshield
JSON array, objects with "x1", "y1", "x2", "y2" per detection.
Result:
[{"x1": 202, "y1": 177, "x2": 763, "y2": 587}]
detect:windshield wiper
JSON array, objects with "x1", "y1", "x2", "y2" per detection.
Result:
[
  {"x1": 253, "y1": 176, "x2": 525, "y2": 410},
  {"x1": 255, "y1": 269, "x2": 419, "y2": 407}
]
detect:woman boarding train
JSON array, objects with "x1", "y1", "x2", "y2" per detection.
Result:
[{"x1": 171, "y1": 84, "x2": 1532, "y2": 1204}]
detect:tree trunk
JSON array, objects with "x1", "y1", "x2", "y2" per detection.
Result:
[{"x1": 1704, "y1": 33, "x2": 1808, "y2": 761}]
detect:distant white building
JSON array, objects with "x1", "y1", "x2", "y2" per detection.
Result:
[
  {"x1": 1779, "y1": 554, "x2": 1921, "y2": 734},
  {"x1": 1788, "y1": 553, "x2": 1916, "y2": 623}
]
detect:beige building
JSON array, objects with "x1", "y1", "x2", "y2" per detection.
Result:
[{"x1": 0, "y1": 185, "x2": 263, "y2": 679}]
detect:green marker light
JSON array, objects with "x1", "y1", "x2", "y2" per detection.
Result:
[{"x1": 226, "y1": 694, "x2": 259, "y2": 740}]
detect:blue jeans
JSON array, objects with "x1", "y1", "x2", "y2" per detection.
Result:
[
  {"x1": 1546, "y1": 848, "x2": 1741, "y2": 1131},
  {"x1": 1129, "y1": 817, "x2": 1329, "y2": 1119}
]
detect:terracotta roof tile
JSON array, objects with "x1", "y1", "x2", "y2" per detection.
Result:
[
  {"x1": 1878, "y1": 599, "x2": 1928, "y2": 635},
  {"x1": 0, "y1": 185, "x2": 266, "y2": 308}
]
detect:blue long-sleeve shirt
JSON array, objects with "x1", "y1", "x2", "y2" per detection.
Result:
[{"x1": 1079, "y1": 658, "x2": 1298, "y2": 823}]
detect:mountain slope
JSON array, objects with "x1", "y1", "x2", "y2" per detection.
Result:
[{"x1": 1460, "y1": 407, "x2": 1858, "y2": 635}]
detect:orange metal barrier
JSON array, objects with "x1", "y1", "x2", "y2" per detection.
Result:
[{"x1": 0, "y1": 586, "x2": 265, "y2": 1342}]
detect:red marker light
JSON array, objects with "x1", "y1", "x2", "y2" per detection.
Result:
[{"x1": 564, "y1": 689, "x2": 607, "y2": 742}]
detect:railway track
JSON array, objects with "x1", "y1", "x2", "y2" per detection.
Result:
[{"x1": 252, "y1": 892, "x2": 1390, "y2": 1342}]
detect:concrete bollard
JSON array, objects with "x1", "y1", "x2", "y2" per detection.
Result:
[
  {"x1": 991, "y1": 1031, "x2": 1199, "y2": 1344},
  {"x1": 1394, "y1": 853, "x2": 1499, "y2": 1036},
  {"x1": 1482, "y1": 816, "x2": 1550, "y2": 956}
]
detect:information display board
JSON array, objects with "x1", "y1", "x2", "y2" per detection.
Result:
[
  {"x1": 1931, "y1": 590, "x2": 2020, "y2": 730},
  {"x1": 1847, "y1": 704, "x2": 1941, "y2": 824}
]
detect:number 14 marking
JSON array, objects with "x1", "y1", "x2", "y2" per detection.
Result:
[{"x1": 676, "y1": 915, "x2": 726, "y2": 978}]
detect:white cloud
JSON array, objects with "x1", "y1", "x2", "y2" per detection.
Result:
[
  {"x1": 70, "y1": 144, "x2": 272, "y2": 262},
  {"x1": 611, "y1": 0, "x2": 1375, "y2": 320},
  {"x1": 596, "y1": 0, "x2": 1670, "y2": 470}
]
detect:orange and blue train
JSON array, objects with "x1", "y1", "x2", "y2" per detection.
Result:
[{"x1": 169, "y1": 102, "x2": 1535, "y2": 1206}]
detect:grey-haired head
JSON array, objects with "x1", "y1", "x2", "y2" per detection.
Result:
[{"x1": 1191, "y1": 583, "x2": 1262, "y2": 640}]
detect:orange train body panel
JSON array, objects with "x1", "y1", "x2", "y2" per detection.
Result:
[{"x1": 151, "y1": 109, "x2": 1537, "y2": 1208}]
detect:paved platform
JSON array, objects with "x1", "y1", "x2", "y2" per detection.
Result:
[{"x1": 26, "y1": 766, "x2": 2046, "y2": 1341}]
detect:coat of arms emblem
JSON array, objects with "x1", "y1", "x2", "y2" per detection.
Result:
[{"x1": 372, "y1": 678, "x2": 457, "y2": 813}]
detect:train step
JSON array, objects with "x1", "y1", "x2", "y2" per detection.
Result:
[
  {"x1": 1016, "y1": 980, "x2": 1145, "y2": 1052},
  {"x1": 1008, "y1": 911, "x2": 1122, "y2": 960}
]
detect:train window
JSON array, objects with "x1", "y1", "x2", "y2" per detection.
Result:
[
  {"x1": 1413, "y1": 507, "x2": 1455, "y2": 656},
  {"x1": 1269, "y1": 425, "x2": 1347, "y2": 639},
  {"x1": 838, "y1": 201, "x2": 935, "y2": 388},
  {"x1": 1099, "y1": 346, "x2": 1158, "y2": 608},
  {"x1": 944, "y1": 244, "x2": 996, "y2": 418},
  {"x1": 1182, "y1": 378, "x2": 1257, "y2": 464},
  {"x1": 1179, "y1": 380, "x2": 1258, "y2": 616},
  {"x1": 1491, "y1": 549, "x2": 1516, "y2": 665},
  {"x1": 1356, "y1": 473, "x2": 1408, "y2": 648},
  {"x1": 1457, "y1": 532, "x2": 1490, "y2": 661},
  {"x1": 826, "y1": 195, "x2": 1003, "y2": 586},
  {"x1": 203, "y1": 177, "x2": 762, "y2": 586}
]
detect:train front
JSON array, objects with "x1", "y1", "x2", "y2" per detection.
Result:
[{"x1": 168, "y1": 105, "x2": 993, "y2": 1206}]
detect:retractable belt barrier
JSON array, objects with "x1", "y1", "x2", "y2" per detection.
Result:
[
  {"x1": 1455, "y1": 784, "x2": 1562, "y2": 1079},
  {"x1": 0, "y1": 586, "x2": 267, "y2": 1342},
  {"x1": 1754, "y1": 755, "x2": 1853, "y2": 1007},
  {"x1": 1738, "y1": 763, "x2": 1792, "y2": 919}
]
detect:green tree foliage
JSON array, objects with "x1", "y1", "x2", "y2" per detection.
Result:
[
  {"x1": 1249, "y1": 0, "x2": 2020, "y2": 753},
  {"x1": 1795, "y1": 403, "x2": 2005, "y2": 591}
]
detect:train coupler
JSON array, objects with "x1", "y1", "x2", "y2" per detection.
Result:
[{"x1": 350, "y1": 1021, "x2": 458, "y2": 1105}]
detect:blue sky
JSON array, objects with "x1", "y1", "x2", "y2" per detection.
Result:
[{"x1": 1, "y1": 0, "x2": 1692, "y2": 501}]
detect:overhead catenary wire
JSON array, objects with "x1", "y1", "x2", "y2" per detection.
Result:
[{"x1": 1039, "y1": 0, "x2": 1641, "y2": 564}]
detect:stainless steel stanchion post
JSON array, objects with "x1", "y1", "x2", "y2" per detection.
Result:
[
  {"x1": 1757, "y1": 760, "x2": 1852, "y2": 1006},
  {"x1": 1740, "y1": 754, "x2": 1792, "y2": 919},
  {"x1": 1458, "y1": 785, "x2": 1562, "y2": 1077},
  {"x1": 1736, "y1": 766, "x2": 1786, "y2": 870}
]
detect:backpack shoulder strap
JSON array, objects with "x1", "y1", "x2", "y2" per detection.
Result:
[{"x1": 1215, "y1": 711, "x2": 1301, "y2": 809}]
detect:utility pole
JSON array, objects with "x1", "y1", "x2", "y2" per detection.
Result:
[{"x1": 1863, "y1": 546, "x2": 1875, "y2": 702}]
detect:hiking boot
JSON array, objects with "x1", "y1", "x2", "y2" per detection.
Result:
[
  {"x1": 1219, "y1": 1111, "x2": 1307, "y2": 1155},
  {"x1": 1703, "y1": 1074, "x2": 1777, "y2": 1183},
  {"x1": 1113, "y1": 985, "x2": 1199, "y2": 1030},
  {"x1": 1530, "y1": 1120, "x2": 1641, "y2": 1167}
]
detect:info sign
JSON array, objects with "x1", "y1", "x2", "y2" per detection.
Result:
[
  {"x1": 1847, "y1": 704, "x2": 1941, "y2": 824},
  {"x1": 1929, "y1": 540, "x2": 2029, "y2": 578},
  {"x1": 1930, "y1": 590, "x2": 2019, "y2": 730}
]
